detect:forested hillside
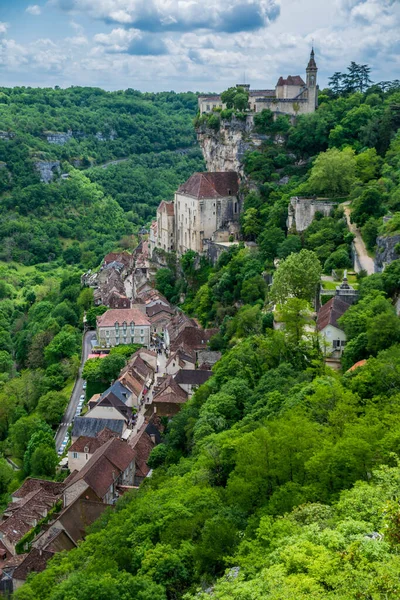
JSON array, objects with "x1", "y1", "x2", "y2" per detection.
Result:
[{"x1": 14, "y1": 68, "x2": 400, "y2": 600}]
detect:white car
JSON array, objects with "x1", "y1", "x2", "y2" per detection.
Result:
[
  {"x1": 82, "y1": 381, "x2": 87, "y2": 389},
  {"x1": 79, "y1": 394, "x2": 85, "y2": 401}
]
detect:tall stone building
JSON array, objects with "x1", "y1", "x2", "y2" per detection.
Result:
[
  {"x1": 198, "y1": 50, "x2": 318, "y2": 117},
  {"x1": 151, "y1": 172, "x2": 240, "y2": 257}
]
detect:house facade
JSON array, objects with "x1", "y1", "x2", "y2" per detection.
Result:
[
  {"x1": 156, "y1": 201, "x2": 175, "y2": 252},
  {"x1": 198, "y1": 50, "x2": 318, "y2": 117},
  {"x1": 96, "y1": 308, "x2": 150, "y2": 348},
  {"x1": 317, "y1": 297, "x2": 350, "y2": 355}
]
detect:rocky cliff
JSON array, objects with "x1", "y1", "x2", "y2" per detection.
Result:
[
  {"x1": 196, "y1": 115, "x2": 268, "y2": 176},
  {"x1": 375, "y1": 234, "x2": 400, "y2": 272}
]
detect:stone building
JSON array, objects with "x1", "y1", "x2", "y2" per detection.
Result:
[
  {"x1": 198, "y1": 50, "x2": 318, "y2": 117},
  {"x1": 96, "y1": 308, "x2": 150, "y2": 348},
  {"x1": 287, "y1": 196, "x2": 338, "y2": 232},
  {"x1": 175, "y1": 171, "x2": 240, "y2": 255},
  {"x1": 156, "y1": 201, "x2": 175, "y2": 252}
]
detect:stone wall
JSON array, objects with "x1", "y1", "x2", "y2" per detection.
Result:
[
  {"x1": 287, "y1": 197, "x2": 338, "y2": 232},
  {"x1": 375, "y1": 234, "x2": 400, "y2": 272}
]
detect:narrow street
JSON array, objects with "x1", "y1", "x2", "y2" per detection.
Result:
[
  {"x1": 55, "y1": 330, "x2": 96, "y2": 451},
  {"x1": 343, "y1": 204, "x2": 375, "y2": 275}
]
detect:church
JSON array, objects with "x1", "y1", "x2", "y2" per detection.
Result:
[{"x1": 198, "y1": 50, "x2": 318, "y2": 117}]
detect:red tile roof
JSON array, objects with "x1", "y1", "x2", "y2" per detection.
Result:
[
  {"x1": 65, "y1": 438, "x2": 135, "y2": 500},
  {"x1": 178, "y1": 172, "x2": 239, "y2": 199},
  {"x1": 158, "y1": 201, "x2": 175, "y2": 217},
  {"x1": 69, "y1": 428, "x2": 117, "y2": 454},
  {"x1": 316, "y1": 297, "x2": 350, "y2": 332},
  {"x1": 276, "y1": 75, "x2": 306, "y2": 86},
  {"x1": 346, "y1": 359, "x2": 368, "y2": 373},
  {"x1": 97, "y1": 308, "x2": 150, "y2": 328}
]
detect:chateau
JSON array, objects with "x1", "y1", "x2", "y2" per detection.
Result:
[
  {"x1": 149, "y1": 171, "x2": 241, "y2": 257},
  {"x1": 198, "y1": 50, "x2": 318, "y2": 117}
]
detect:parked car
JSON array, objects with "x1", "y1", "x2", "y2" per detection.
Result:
[
  {"x1": 79, "y1": 394, "x2": 85, "y2": 401},
  {"x1": 82, "y1": 381, "x2": 87, "y2": 389}
]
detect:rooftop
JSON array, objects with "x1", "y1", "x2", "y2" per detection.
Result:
[
  {"x1": 316, "y1": 297, "x2": 350, "y2": 332},
  {"x1": 72, "y1": 417, "x2": 125, "y2": 439},
  {"x1": 97, "y1": 308, "x2": 150, "y2": 328},
  {"x1": 178, "y1": 172, "x2": 239, "y2": 200}
]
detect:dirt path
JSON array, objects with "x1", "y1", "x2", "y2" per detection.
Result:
[{"x1": 343, "y1": 204, "x2": 375, "y2": 275}]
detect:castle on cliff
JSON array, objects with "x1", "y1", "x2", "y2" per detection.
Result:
[{"x1": 198, "y1": 49, "x2": 318, "y2": 117}]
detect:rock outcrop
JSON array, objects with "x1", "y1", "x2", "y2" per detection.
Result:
[
  {"x1": 375, "y1": 234, "x2": 400, "y2": 272},
  {"x1": 45, "y1": 131, "x2": 73, "y2": 145},
  {"x1": 34, "y1": 160, "x2": 61, "y2": 183},
  {"x1": 196, "y1": 116, "x2": 268, "y2": 176}
]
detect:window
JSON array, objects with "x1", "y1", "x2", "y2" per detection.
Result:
[
  {"x1": 140, "y1": 329, "x2": 144, "y2": 335},
  {"x1": 234, "y1": 202, "x2": 238, "y2": 214},
  {"x1": 73, "y1": 452, "x2": 78, "y2": 459}
]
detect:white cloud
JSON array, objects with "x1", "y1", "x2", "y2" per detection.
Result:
[
  {"x1": 26, "y1": 5, "x2": 42, "y2": 16},
  {"x1": 0, "y1": 22, "x2": 9, "y2": 35},
  {"x1": 53, "y1": 0, "x2": 281, "y2": 33}
]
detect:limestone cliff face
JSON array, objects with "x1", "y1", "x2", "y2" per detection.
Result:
[
  {"x1": 197, "y1": 115, "x2": 267, "y2": 176},
  {"x1": 375, "y1": 234, "x2": 400, "y2": 272}
]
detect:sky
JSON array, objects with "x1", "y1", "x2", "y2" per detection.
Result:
[{"x1": 0, "y1": 0, "x2": 399, "y2": 93}]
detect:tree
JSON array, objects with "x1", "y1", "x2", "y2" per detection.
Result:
[
  {"x1": 277, "y1": 235, "x2": 302, "y2": 259},
  {"x1": 77, "y1": 288, "x2": 94, "y2": 312},
  {"x1": 0, "y1": 458, "x2": 13, "y2": 497},
  {"x1": 30, "y1": 445, "x2": 58, "y2": 478},
  {"x1": 351, "y1": 186, "x2": 385, "y2": 226},
  {"x1": 23, "y1": 429, "x2": 56, "y2": 475},
  {"x1": 308, "y1": 147, "x2": 357, "y2": 197},
  {"x1": 86, "y1": 305, "x2": 107, "y2": 329},
  {"x1": 270, "y1": 249, "x2": 322, "y2": 304},
  {"x1": 44, "y1": 326, "x2": 80, "y2": 365},
  {"x1": 258, "y1": 226, "x2": 285, "y2": 262},
  {"x1": 37, "y1": 391, "x2": 68, "y2": 426},
  {"x1": 0, "y1": 350, "x2": 13, "y2": 374},
  {"x1": 275, "y1": 298, "x2": 312, "y2": 345}
]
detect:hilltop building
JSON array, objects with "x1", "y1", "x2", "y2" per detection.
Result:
[
  {"x1": 150, "y1": 171, "x2": 240, "y2": 258},
  {"x1": 198, "y1": 50, "x2": 318, "y2": 117}
]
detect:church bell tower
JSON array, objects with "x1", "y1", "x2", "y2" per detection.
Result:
[{"x1": 306, "y1": 48, "x2": 318, "y2": 110}]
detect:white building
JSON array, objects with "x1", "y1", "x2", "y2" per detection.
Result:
[
  {"x1": 316, "y1": 297, "x2": 350, "y2": 355},
  {"x1": 96, "y1": 308, "x2": 151, "y2": 348}
]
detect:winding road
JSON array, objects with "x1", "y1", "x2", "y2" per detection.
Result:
[
  {"x1": 55, "y1": 330, "x2": 96, "y2": 452},
  {"x1": 343, "y1": 203, "x2": 375, "y2": 275}
]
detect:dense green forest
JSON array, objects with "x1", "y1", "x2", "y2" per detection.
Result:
[{"x1": 10, "y1": 66, "x2": 400, "y2": 599}]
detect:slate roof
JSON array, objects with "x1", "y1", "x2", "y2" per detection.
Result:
[
  {"x1": 72, "y1": 417, "x2": 125, "y2": 439},
  {"x1": 316, "y1": 297, "x2": 350, "y2": 332},
  {"x1": 100, "y1": 381, "x2": 131, "y2": 404},
  {"x1": 178, "y1": 172, "x2": 239, "y2": 199},
  {"x1": 97, "y1": 308, "x2": 150, "y2": 328},
  {"x1": 174, "y1": 370, "x2": 213, "y2": 386},
  {"x1": 65, "y1": 438, "x2": 135, "y2": 499}
]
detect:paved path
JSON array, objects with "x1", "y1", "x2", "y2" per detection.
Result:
[
  {"x1": 343, "y1": 204, "x2": 375, "y2": 275},
  {"x1": 55, "y1": 330, "x2": 96, "y2": 451}
]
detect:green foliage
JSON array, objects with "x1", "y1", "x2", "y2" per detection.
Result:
[
  {"x1": 270, "y1": 250, "x2": 322, "y2": 304},
  {"x1": 308, "y1": 147, "x2": 357, "y2": 197}
]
